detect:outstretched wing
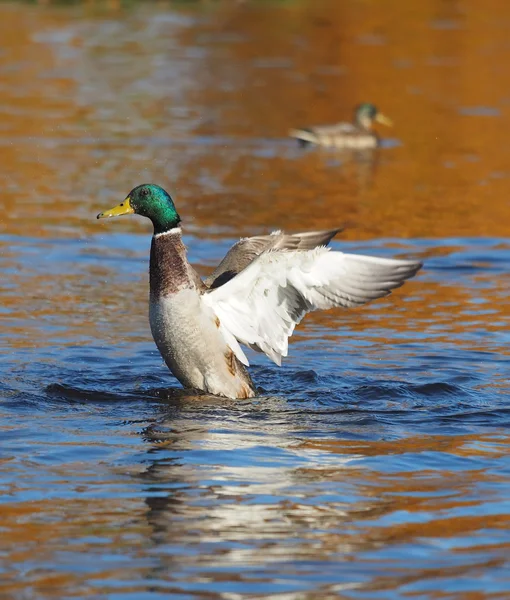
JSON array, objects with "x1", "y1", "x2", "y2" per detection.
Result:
[
  {"x1": 205, "y1": 228, "x2": 342, "y2": 289},
  {"x1": 202, "y1": 247, "x2": 422, "y2": 366}
]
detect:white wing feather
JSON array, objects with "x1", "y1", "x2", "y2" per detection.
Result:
[{"x1": 202, "y1": 247, "x2": 422, "y2": 367}]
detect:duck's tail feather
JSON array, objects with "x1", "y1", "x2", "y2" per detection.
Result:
[{"x1": 289, "y1": 128, "x2": 318, "y2": 145}]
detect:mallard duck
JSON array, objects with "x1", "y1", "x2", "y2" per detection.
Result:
[
  {"x1": 289, "y1": 103, "x2": 393, "y2": 149},
  {"x1": 97, "y1": 184, "x2": 422, "y2": 399}
]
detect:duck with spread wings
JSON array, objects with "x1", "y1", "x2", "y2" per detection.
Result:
[{"x1": 97, "y1": 184, "x2": 422, "y2": 399}]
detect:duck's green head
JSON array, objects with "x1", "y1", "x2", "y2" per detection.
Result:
[
  {"x1": 354, "y1": 103, "x2": 393, "y2": 129},
  {"x1": 97, "y1": 184, "x2": 181, "y2": 235}
]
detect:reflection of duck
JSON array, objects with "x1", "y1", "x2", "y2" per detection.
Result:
[
  {"x1": 289, "y1": 103, "x2": 392, "y2": 149},
  {"x1": 97, "y1": 184, "x2": 421, "y2": 399}
]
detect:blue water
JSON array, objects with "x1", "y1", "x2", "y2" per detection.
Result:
[{"x1": 2, "y1": 230, "x2": 510, "y2": 597}]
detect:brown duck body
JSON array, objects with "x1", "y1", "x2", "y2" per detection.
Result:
[
  {"x1": 289, "y1": 123, "x2": 379, "y2": 149},
  {"x1": 289, "y1": 103, "x2": 392, "y2": 149}
]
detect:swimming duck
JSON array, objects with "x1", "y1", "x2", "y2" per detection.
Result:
[
  {"x1": 97, "y1": 184, "x2": 422, "y2": 399},
  {"x1": 289, "y1": 103, "x2": 393, "y2": 149}
]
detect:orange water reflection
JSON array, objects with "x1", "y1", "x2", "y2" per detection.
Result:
[{"x1": 1, "y1": 1, "x2": 510, "y2": 239}]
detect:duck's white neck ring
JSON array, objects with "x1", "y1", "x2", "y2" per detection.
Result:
[{"x1": 154, "y1": 227, "x2": 182, "y2": 239}]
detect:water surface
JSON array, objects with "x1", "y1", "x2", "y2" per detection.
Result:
[{"x1": 1, "y1": 1, "x2": 510, "y2": 598}]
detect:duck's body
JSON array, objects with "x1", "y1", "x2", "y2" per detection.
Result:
[
  {"x1": 98, "y1": 184, "x2": 422, "y2": 400},
  {"x1": 290, "y1": 103, "x2": 392, "y2": 149},
  {"x1": 289, "y1": 122, "x2": 380, "y2": 149},
  {"x1": 148, "y1": 229, "x2": 255, "y2": 398}
]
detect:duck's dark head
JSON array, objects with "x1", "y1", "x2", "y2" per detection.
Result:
[
  {"x1": 354, "y1": 103, "x2": 393, "y2": 130},
  {"x1": 97, "y1": 184, "x2": 181, "y2": 235}
]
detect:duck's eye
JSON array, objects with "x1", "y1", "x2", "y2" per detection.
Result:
[{"x1": 141, "y1": 188, "x2": 149, "y2": 197}]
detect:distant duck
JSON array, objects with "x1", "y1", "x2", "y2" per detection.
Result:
[
  {"x1": 289, "y1": 103, "x2": 393, "y2": 149},
  {"x1": 97, "y1": 184, "x2": 421, "y2": 399}
]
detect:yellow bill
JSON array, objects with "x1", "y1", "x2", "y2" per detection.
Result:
[
  {"x1": 375, "y1": 113, "x2": 393, "y2": 127},
  {"x1": 97, "y1": 196, "x2": 134, "y2": 219}
]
